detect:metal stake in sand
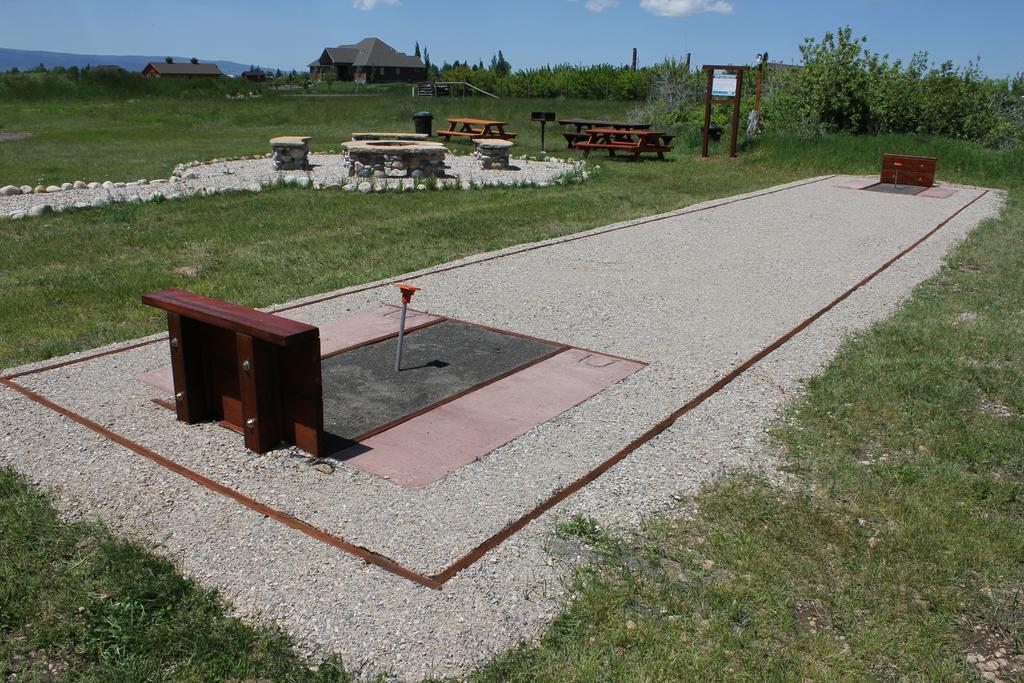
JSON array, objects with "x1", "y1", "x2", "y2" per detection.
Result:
[{"x1": 394, "y1": 284, "x2": 421, "y2": 371}]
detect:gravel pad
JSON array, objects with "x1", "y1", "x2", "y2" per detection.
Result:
[{"x1": 1, "y1": 177, "x2": 1004, "y2": 680}]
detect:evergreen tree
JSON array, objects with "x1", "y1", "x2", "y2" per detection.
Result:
[
  {"x1": 490, "y1": 50, "x2": 511, "y2": 77},
  {"x1": 414, "y1": 41, "x2": 421, "y2": 59}
]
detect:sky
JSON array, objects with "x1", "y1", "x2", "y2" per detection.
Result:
[{"x1": 0, "y1": 0, "x2": 1021, "y2": 77}]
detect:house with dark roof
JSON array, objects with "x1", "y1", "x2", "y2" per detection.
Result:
[
  {"x1": 309, "y1": 38, "x2": 425, "y2": 83},
  {"x1": 241, "y1": 68, "x2": 267, "y2": 82},
  {"x1": 141, "y1": 57, "x2": 224, "y2": 78}
]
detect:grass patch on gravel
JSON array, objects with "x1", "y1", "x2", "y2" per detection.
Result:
[{"x1": 470, "y1": 195, "x2": 1024, "y2": 681}]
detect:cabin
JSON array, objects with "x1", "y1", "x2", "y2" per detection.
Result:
[
  {"x1": 142, "y1": 57, "x2": 224, "y2": 78},
  {"x1": 241, "y1": 68, "x2": 267, "y2": 82},
  {"x1": 308, "y1": 37, "x2": 425, "y2": 83}
]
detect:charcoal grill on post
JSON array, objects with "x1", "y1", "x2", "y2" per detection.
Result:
[{"x1": 531, "y1": 112, "x2": 556, "y2": 152}]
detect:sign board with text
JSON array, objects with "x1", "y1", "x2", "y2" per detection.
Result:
[
  {"x1": 711, "y1": 73, "x2": 737, "y2": 98},
  {"x1": 701, "y1": 65, "x2": 749, "y2": 159}
]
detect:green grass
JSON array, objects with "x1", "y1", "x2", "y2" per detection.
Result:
[
  {"x1": 4, "y1": 96, "x2": 1022, "y2": 372},
  {"x1": 0, "y1": 468, "x2": 355, "y2": 681},
  {"x1": 471, "y1": 193, "x2": 1024, "y2": 681},
  {"x1": 3, "y1": 91, "x2": 1024, "y2": 680}
]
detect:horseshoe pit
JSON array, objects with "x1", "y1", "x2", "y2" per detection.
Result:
[{"x1": 342, "y1": 139, "x2": 448, "y2": 179}]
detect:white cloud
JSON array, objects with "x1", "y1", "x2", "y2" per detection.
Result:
[
  {"x1": 352, "y1": 0, "x2": 399, "y2": 9},
  {"x1": 585, "y1": 0, "x2": 620, "y2": 11},
  {"x1": 639, "y1": 0, "x2": 733, "y2": 17}
]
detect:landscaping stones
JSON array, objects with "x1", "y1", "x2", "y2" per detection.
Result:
[
  {"x1": 270, "y1": 136, "x2": 311, "y2": 171},
  {"x1": 0, "y1": 152, "x2": 581, "y2": 220},
  {"x1": 27, "y1": 204, "x2": 53, "y2": 217},
  {"x1": 474, "y1": 138, "x2": 514, "y2": 170},
  {"x1": 342, "y1": 139, "x2": 448, "y2": 178}
]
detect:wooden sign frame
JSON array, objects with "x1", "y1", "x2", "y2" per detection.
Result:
[{"x1": 701, "y1": 65, "x2": 749, "y2": 158}]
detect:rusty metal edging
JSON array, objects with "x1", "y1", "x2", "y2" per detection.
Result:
[
  {"x1": 0, "y1": 377, "x2": 442, "y2": 590},
  {"x1": 431, "y1": 189, "x2": 991, "y2": 583},
  {"x1": 2, "y1": 179, "x2": 980, "y2": 591}
]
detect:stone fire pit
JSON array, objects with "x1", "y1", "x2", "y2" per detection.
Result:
[
  {"x1": 270, "y1": 136, "x2": 311, "y2": 171},
  {"x1": 473, "y1": 138, "x2": 514, "y2": 170},
  {"x1": 342, "y1": 139, "x2": 448, "y2": 179},
  {"x1": 350, "y1": 132, "x2": 430, "y2": 142}
]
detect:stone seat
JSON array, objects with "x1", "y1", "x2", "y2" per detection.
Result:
[
  {"x1": 270, "y1": 136, "x2": 311, "y2": 147},
  {"x1": 473, "y1": 138, "x2": 514, "y2": 149},
  {"x1": 473, "y1": 138, "x2": 514, "y2": 170},
  {"x1": 270, "y1": 136, "x2": 311, "y2": 171}
]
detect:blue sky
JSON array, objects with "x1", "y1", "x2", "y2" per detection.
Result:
[{"x1": 1, "y1": 0, "x2": 1021, "y2": 77}]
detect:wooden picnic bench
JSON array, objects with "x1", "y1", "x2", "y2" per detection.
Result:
[
  {"x1": 574, "y1": 128, "x2": 673, "y2": 160},
  {"x1": 143, "y1": 289, "x2": 324, "y2": 456},
  {"x1": 436, "y1": 117, "x2": 517, "y2": 142},
  {"x1": 558, "y1": 119, "x2": 651, "y2": 148}
]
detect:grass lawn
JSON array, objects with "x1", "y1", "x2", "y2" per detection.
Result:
[
  {"x1": 2, "y1": 91, "x2": 1023, "y2": 680},
  {"x1": 474, "y1": 191, "x2": 1024, "y2": 681}
]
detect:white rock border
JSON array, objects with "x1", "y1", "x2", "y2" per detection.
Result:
[{"x1": 1, "y1": 152, "x2": 594, "y2": 221}]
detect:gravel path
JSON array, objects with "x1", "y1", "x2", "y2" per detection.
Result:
[
  {"x1": 0, "y1": 177, "x2": 1003, "y2": 680},
  {"x1": 0, "y1": 152, "x2": 582, "y2": 219}
]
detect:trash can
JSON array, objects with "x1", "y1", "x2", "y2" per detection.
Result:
[{"x1": 413, "y1": 111, "x2": 433, "y2": 136}]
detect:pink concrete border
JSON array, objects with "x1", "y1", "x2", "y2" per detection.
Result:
[{"x1": 338, "y1": 349, "x2": 646, "y2": 488}]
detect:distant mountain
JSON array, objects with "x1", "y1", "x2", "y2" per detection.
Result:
[{"x1": 0, "y1": 47, "x2": 285, "y2": 76}]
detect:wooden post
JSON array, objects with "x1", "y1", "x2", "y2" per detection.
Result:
[
  {"x1": 684, "y1": 52, "x2": 691, "y2": 72},
  {"x1": 166, "y1": 312, "x2": 207, "y2": 423},
  {"x1": 236, "y1": 333, "x2": 283, "y2": 453},
  {"x1": 754, "y1": 62, "x2": 764, "y2": 113},
  {"x1": 631, "y1": 48, "x2": 638, "y2": 71},
  {"x1": 701, "y1": 65, "x2": 749, "y2": 159},
  {"x1": 701, "y1": 68, "x2": 714, "y2": 158},
  {"x1": 729, "y1": 69, "x2": 743, "y2": 158}
]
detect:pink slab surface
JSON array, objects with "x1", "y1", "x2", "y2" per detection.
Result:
[
  {"x1": 136, "y1": 366, "x2": 174, "y2": 394},
  {"x1": 834, "y1": 177, "x2": 878, "y2": 190},
  {"x1": 338, "y1": 349, "x2": 646, "y2": 489},
  {"x1": 318, "y1": 306, "x2": 442, "y2": 356},
  {"x1": 134, "y1": 306, "x2": 443, "y2": 393},
  {"x1": 917, "y1": 186, "x2": 958, "y2": 199}
]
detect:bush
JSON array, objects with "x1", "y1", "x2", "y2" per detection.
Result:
[
  {"x1": 437, "y1": 63, "x2": 656, "y2": 100},
  {"x1": 763, "y1": 26, "x2": 1023, "y2": 148},
  {"x1": 0, "y1": 69, "x2": 268, "y2": 101}
]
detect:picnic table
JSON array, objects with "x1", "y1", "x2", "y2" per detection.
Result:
[
  {"x1": 573, "y1": 127, "x2": 673, "y2": 160},
  {"x1": 559, "y1": 119, "x2": 651, "y2": 148},
  {"x1": 436, "y1": 117, "x2": 517, "y2": 142}
]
